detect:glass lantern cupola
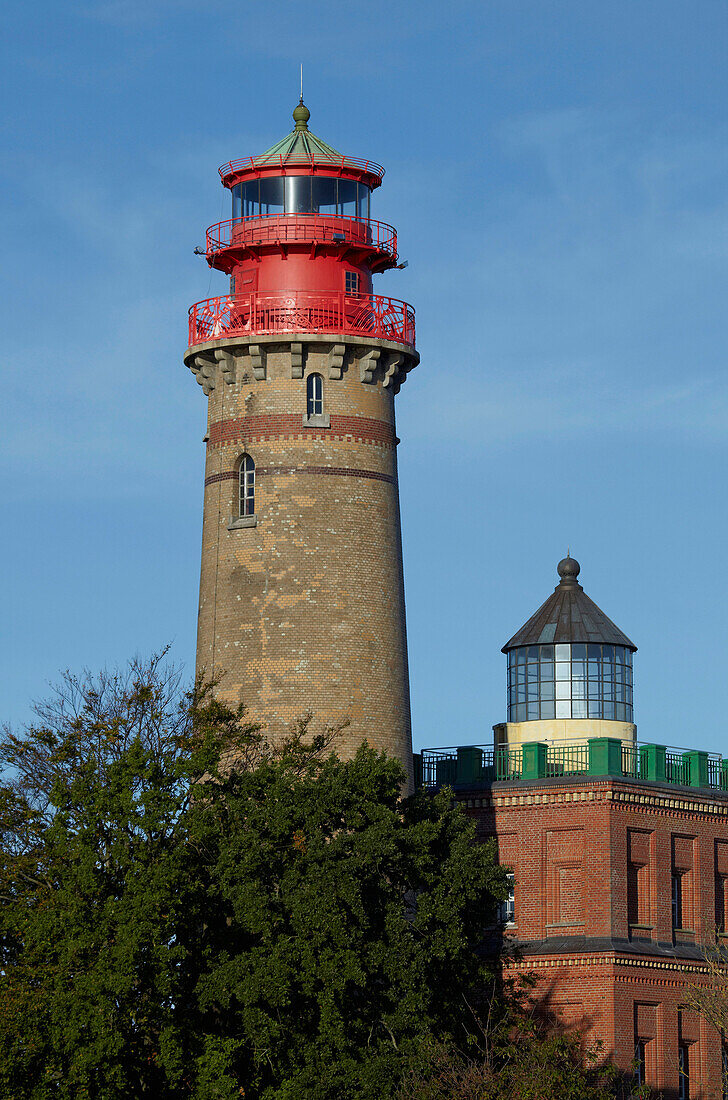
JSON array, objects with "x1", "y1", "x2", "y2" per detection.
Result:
[{"x1": 502, "y1": 557, "x2": 637, "y2": 724}]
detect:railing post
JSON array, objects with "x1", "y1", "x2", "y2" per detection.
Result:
[
  {"x1": 522, "y1": 741, "x2": 547, "y2": 780},
  {"x1": 721, "y1": 760, "x2": 728, "y2": 792},
  {"x1": 456, "y1": 746, "x2": 483, "y2": 785},
  {"x1": 588, "y1": 737, "x2": 623, "y2": 777},
  {"x1": 685, "y1": 750, "x2": 709, "y2": 789},
  {"x1": 643, "y1": 744, "x2": 667, "y2": 782}
]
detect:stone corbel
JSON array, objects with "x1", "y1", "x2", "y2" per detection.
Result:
[
  {"x1": 214, "y1": 349, "x2": 237, "y2": 385},
  {"x1": 192, "y1": 354, "x2": 217, "y2": 395},
  {"x1": 328, "y1": 343, "x2": 346, "y2": 380},
  {"x1": 290, "y1": 342, "x2": 304, "y2": 379},
  {"x1": 359, "y1": 347, "x2": 381, "y2": 384},
  {"x1": 249, "y1": 345, "x2": 266, "y2": 381},
  {"x1": 383, "y1": 352, "x2": 404, "y2": 389}
]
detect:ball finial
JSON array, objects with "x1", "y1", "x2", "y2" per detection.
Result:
[
  {"x1": 293, "y1": 99, "x2": 310, "y2": 131},
  {"x1": 557, "y1": 555, "x2": 580, "y2": 584}
]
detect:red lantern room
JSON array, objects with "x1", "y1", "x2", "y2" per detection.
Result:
[{"x1": 188, "y1": 100, "x2": 415, "y2": 349}]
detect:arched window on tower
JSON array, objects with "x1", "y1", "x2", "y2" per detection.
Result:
[
  {"x1": 239, "y1": 454, "x2": 255, "y2": 517},
  {"x1": 306, "y1": 373, "x2": 323, "y2": 418}
]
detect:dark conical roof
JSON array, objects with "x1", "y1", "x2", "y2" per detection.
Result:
[{"x1": 502, "y1": 557, "x2": 637, "y2": 652}]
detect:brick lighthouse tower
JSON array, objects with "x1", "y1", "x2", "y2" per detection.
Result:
[{"x1": 184, "y1": 101, "x2": 418, "y2": 781}]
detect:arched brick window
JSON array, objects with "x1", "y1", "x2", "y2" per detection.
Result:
[
  {"x1": 306, "y1": 373, "x2": 323, "y2": 418},
  {"x1": 238, "y1": 454, "x2": 255, "y2": 517}
]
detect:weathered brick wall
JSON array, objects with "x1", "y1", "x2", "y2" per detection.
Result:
[
  {"x1": 459, "y1": 777, "x2": 728, "y2": 1096},
  {"x1": 189, "y1": 335, "x2": 417, "y2": 785}
]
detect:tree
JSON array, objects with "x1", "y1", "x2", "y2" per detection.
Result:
[
  {"x1": 0, "y1": 655, "x2": 508, "y2": 1099},
  {"x1": 395, "y1": 1020, "x2": 654, "y2": 1100},
  {"x1": 684, "y1": 936, "x2": 728, "y2": 1100}
]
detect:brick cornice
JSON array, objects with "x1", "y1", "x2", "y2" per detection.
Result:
[
  {"x1": 456, "y1": 782, "x2": 728, "y2": 820},
  {"x1": 207, "y1": 413, "x2": 396, "y2": 449}
]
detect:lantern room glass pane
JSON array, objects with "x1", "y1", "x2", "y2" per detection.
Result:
[
  {"x1": 284, "y1": 175, "x2": 311, "y2": 213},
  {"x1": 506, "y1": 642, "x2": 633, "y2": 723},
  {"x1": 259, "y1": 177, "x2": 285, "y2": 214},
  {"x1": 310, "y1": 177, "x2": 338, "y2": 215},
  {"x1": 338, "y1": 179, "x2": 358, "y2": 217}
]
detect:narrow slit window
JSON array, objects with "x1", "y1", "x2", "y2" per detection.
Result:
[
  {"x1": 672, "y1": 872, "x2": 683, "y2": 929},
  {"x1": 306, "y1": 373, "x2": 323, "y2": 418},
  {"x1": 239, "y1": 454, "x2": 255, "y2": 517},
  {"x1": 634, "y1": 1040, "x2": 647, "y2": 1088},
  {"x1": 498, "y1": 873, "x2": 515, "y2": 925},
  {"x1": 678, "y1": 1044, "x2": 689, "y2": 1100}
]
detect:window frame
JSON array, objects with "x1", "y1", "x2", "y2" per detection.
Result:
[
  {"x1": 238, "y1": 453, "x2": 255, "y2": 518},
  {"x1": 678, "y1": 1043, "x2": 690, "y2": 1100},
  {"x1": 498, "y1": 872, "x2": 515, "y2": 925},
  {"x1": 672, "y1": 871, "x2": 684, "y2": 930},
  {"x1": 634, "y1": 1039, "x2": 647, "y2": 1088},
  {"x1": 306, "y1": 372, "x2": 323, "y2": 418}
]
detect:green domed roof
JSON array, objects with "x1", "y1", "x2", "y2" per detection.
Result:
[
  {"x1": 252, "y1": 101, "x2": 350, "y2": 166},
  {"x1": 237, "y1": 101, "x2": 384, "y2": 179}
]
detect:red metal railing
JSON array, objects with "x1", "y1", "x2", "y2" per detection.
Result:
[
  {"x1": 188, "y1": 292, "x2": 415, "y2": 348},
  {"x1": 205, "y1": 214, "x2": 397, "y2": 262},
  {"x1": 219, "y1": 153, "x2": 385, "y2": 182}
]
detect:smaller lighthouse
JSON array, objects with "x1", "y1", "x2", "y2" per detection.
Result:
[{"x1": 495, "y1": 557, "x2": 637, "y2": 750}]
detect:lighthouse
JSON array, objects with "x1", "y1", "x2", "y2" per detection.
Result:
[{"x1": 184, "y1": 101, "x2": 418, "y2": 782}]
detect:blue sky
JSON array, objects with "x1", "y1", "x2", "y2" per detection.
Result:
[{"x1": 2, "y1": 0, "x2": 728, "y2": 754}]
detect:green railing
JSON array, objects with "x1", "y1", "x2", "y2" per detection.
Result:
[{"x1": 418, "y1": 739, "x2": 728, "y2": 794}]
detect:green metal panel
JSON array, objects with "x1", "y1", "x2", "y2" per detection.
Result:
[
  {"x1": 588, "y1": 737, "x2": 623, "y2": 777},
  {"x1": 643, "y1": 744, "x2": 667, "y2": 782},
  {"x1": 685, "y1": 750, "x2": 709, "y2": 789},
  {"x1": 456, "y1": 746, "x2": 483, "y2": 784},
  {"x1": 522, "y1": 742, "x2": 547, "y2": 780},
  {"x1": 435, "y1": 758, "x2": 457, "y2": 786}
]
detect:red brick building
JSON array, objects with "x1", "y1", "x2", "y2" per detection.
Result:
[{"x1": 419, "y1": 558, "x2": 728, "y2": 1100}]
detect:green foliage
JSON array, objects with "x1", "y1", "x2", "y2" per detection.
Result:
[
  {"x1": 0, "y1": 656, "x2": 507, "y2": 1099},
  {"x1": 396, "y1": 1016, "x2": 656, "y2": 1100}
]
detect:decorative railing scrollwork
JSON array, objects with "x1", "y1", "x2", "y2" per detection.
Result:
[{"x1": 188, "y1": 291, "x2": 415, "y2": 349}]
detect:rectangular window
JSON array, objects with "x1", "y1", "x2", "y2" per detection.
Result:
[
  {"x1": 716, "y1": 842, "x2": 728, "y2": 931},
  {"x1": 499, "y1": 873, "x2": 515, "y2": 924},
  {"x1": 679, "y1": 1044, "x2": 690, "y2": 1099},
  {"x1": 628, "y1": 863, "x2": 641, "y2": 926},
  {"x1": 717, "y1": 876, "x2": 728, "y2": 933},
  {"x1": 628, "y1": 832, "x2": 652, "y2": 929},
  {"x1": 634, "y1": 1040, "x2": 647, "y2": 1088},
  {"x1": 345, "y1": 271, "x2": 359, "y2": 295},
  {"x1": 672, "y1": 872, "x2": 683, "y2": 929}
]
